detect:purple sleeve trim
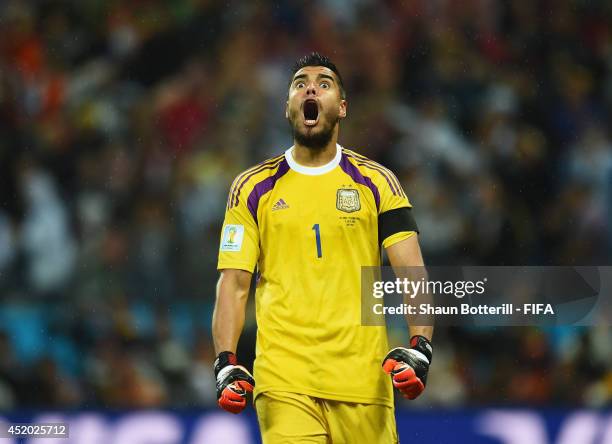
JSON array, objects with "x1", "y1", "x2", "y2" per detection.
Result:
[
  {"x1": 246, "y1": 159, "x2": 290, "y2": 222},
  {"x1": 339, "y1": 154, "x2": 381, "y2": 211},
  {"x1": 230, "y1": 157, "x2": 284, "y2": 209}
]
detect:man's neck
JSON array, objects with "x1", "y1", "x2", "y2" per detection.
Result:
[{"x1": 292, "y1": 137, "x2": 338, "y2": 167}]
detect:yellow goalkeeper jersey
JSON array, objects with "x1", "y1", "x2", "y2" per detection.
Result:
[{"x1": 217, "y1": 144, "x2": 415, "y2": 406}]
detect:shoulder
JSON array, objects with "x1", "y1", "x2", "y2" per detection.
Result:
[
  {"x1": 341, "y1": 148, "x2": 404, "y2": 197},
  {"x1": 226, "y1": 153, "x2": 287, "y2": 209},
  {"x1": 232, "y1": 153, "x2": 286, "y2": 184},
  {"x1": 341, "y1": 148, "x2": 398, "y2": 180}
]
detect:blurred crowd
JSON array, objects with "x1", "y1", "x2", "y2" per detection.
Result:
[{"x1": 0, "y1": 0, "x2": 611, "y2": 409}]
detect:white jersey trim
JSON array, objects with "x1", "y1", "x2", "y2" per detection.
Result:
[{"x1": 285, "y1": 143, "x2": 342, "y2": 176}]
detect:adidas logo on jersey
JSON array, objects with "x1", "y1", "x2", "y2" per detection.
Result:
[{"x1": 272, "y1": 198, "x2": 289, "y2": 211}]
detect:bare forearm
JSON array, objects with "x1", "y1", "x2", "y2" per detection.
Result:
[
  {"x1": 387, "y1": 235, "x2": 434, "y2": 342},
  {"x1": 409, "y1": 325, "x2": 433, "y2": 341},
  {"x1": 212, "y1": 294, "x2": 246, "y2": 353},
  {"x1": 212, "y1": 270, "x2": 252, "y2": 353}
]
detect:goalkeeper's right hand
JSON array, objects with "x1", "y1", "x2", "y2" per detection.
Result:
[{"x1": 214, "y1": 351, "x2": 255, "y2": 414}]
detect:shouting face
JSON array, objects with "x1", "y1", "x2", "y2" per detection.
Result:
[{"x1": 286, "y1": 66, "x2": 347, "y2": 150}]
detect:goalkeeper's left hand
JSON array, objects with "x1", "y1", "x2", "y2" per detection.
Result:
[{"x1": 382, "y1": 335, "x2": 432, "y2": 400}]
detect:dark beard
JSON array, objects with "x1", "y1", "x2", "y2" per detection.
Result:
[{"x1": 290, "y1": 118, "x2": 337, "y2": 150}]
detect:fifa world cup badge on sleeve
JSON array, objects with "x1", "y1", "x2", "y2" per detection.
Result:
[{"x1": 220, "y1": 225, "x2": 244, "y2": 252}]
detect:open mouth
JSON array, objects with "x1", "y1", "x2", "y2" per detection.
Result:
[{"x1": 303, "y1": 100, "x2": 319, "y2": 126}]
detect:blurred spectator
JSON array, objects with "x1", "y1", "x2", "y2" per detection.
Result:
[{"x1": 19, "y1": 162, "x2": 76, "y2": 295}]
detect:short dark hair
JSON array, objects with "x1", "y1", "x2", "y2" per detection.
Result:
[{"x1": 290, "y1": 52, "x2": 346, "y2": 99}]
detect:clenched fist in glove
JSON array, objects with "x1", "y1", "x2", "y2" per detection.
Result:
[
  {"x1": 382, "y1": 335, "x2": 432, "y2": 400},
  {"x1": 214, "y1": 351, "x2": 255, "y2": 414}
]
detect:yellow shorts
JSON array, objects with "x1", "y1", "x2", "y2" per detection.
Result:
[{"x1": 255, "y1": 391, "x2": 398, "y2": 444}]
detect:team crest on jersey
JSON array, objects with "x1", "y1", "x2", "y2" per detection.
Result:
[{"x1": 336, "y1": 189, "x2": 360, "y2": 213}]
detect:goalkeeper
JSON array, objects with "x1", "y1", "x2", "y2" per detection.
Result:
[{"x1": 212, "y1": 52, "x2": 433, "y2": 443}]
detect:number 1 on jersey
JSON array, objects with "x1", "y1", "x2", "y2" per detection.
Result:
[{"x1": 312, "y1": 224, "x2": 322, "y2": 258}]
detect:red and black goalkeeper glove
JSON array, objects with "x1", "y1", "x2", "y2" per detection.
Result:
[
  {"x1": 382, "y1": 335, "x2": 432, "y2": 400},
  {"x1": 214, "y1": 351, "x2": 255, "y2": 414}
]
